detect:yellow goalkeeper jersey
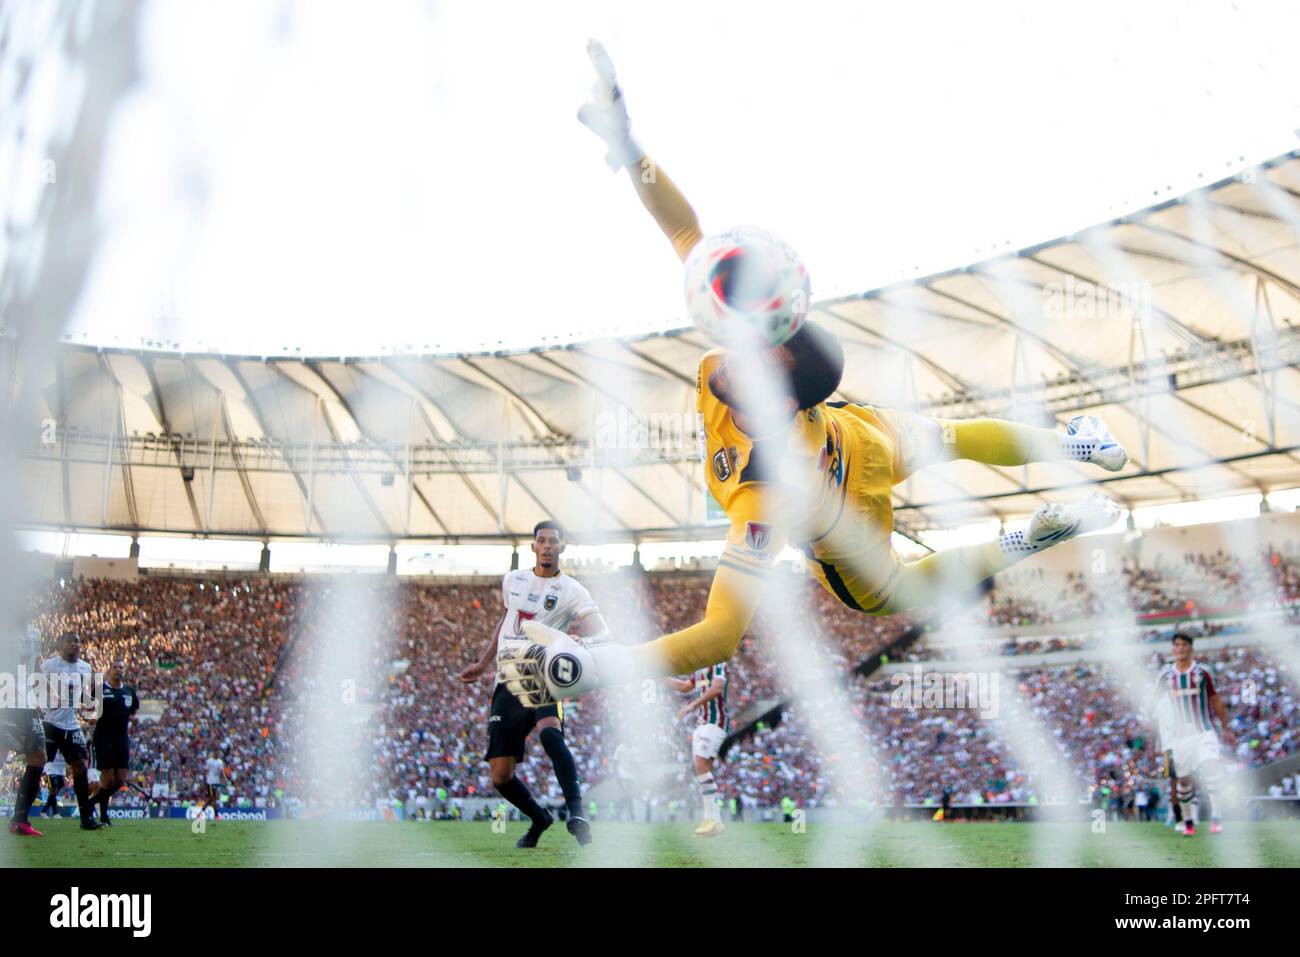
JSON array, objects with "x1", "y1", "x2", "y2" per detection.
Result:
[{"x1": 698, "y1": 350, "x2": 912, "y2": 614}]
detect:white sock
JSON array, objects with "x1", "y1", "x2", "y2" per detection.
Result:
[
  {"x1": 1202, "y1": 764, "x2": 1223, "y2": 821},
  {"x1": 697, "y1": 772, "x2": 719, "y2": 821},
  {"x1": 1059, "y1": 432, "x2": 1101, "y2": 464},
  {"x1": 1176, "y1": 780, "x2": 1196, "y2": 825}
]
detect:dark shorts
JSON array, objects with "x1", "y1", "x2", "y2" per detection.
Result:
[
  {"x1": 485, "y1": 684, "x2": 562, "y2": 762},
  {"x1": 93, "y1": 733, "x2": 129, "y2": 770},
  {"x1": 43, "y1": 723, "x2": 89, "y2": 764},
  {"x1": 0, "y1": 709, "x2": 44, "y2": 757}
]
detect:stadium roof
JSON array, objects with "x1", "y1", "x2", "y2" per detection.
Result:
[{"x1": 17, "y1": 150, "x2": 1300, "y2": 544}]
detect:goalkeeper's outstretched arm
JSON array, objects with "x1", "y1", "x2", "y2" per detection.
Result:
[
  {"x1": 577, "y1": 39, "x2": 704, "y2": 262},
  {"x1": 626, "y1": 161, "x2": 704, "y2": 262}
]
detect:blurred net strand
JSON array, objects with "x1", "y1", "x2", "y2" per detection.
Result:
[{"x1": 1, "y1": 0, "x2": 145, "y2": 867}]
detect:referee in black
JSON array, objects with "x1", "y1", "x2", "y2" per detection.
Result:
[{"x1": 88, "y1": 660, "x2": 139, "y2": 825}]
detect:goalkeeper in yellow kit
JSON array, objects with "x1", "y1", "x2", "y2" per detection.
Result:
[{"x1": 501, "y1": 42, "x2": 1128, "y2": 706}]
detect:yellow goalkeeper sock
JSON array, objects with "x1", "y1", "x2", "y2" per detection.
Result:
[{"x1": 948, "y1": 418, "x2": 1062, "y2": 467}]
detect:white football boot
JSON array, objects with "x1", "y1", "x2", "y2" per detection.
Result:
[
  {"x1": 1001, "y1": 494, "x2": 1122, "y2": 557},
  {"x1": 1061, "y1": 415, "x2": 1128, "y2": 472}
]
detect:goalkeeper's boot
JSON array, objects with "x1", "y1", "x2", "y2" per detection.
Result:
[
  {"x1": 1062, "y1": 415, "x2": 1128, "y2": 472},
  {"x1": 1028, "y1": 493, "x2": 1121, "y2": 545},
  {"x1": 516, "y1": 808, "x2": 553, "y2": 849},
  {"x1": 694, "y1": 818, "x2": 725, "y2": 838},
  {"x1": 9, "y1": 821, "x2": 43, "y2": 837},
  {"x1": 567, "y1": 815, "x2": 592, "y2": 846},
  {"x1": 1002, "y1": 494, "x2": 1121, "y2": 557},
  {"x1": 1209, "y1": 819, "x2": 1222, "y2": 834},
  {"x1": 1183, "y1": 821, "x2": 1196, "y2": 837}
]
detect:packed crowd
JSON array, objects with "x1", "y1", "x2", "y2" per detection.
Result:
[
  {"x1": 981, "y1": 548, "x2": 1300, "y2": 627},
  {"x1": 11, "y1": 548, "x2": 1300, "y2": 813},
  {"x1": 751, "y1": 643, "x2": 1300, "y2": 808},
  {"x1": 341, "y1": 572, "x2": 912, "y2": 812},
  {"x1": 906, "y1": 634, "x2": 1092, "y2": 661},
  {"x1": 26, "y1": 577, "x2": 295, "y2": 807},
  {"x1": 15, "y1": 570, "x2": 910, "y2": 812}
]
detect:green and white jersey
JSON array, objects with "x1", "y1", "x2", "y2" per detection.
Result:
[{"x1": 692, "y1": 663, "x2": 729, "y2": 732}]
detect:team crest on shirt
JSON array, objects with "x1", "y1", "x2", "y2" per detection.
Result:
[
  {"x1": 745, "y1": 522, "x2": 772, "y2": 552},
  {"x1": 712, "y1": 447, "x2": 732, "y2": 482},
  {"x1": 544, "y1": 594, "x2": 558, "y2": 611}
]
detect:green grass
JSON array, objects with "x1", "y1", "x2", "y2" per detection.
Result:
[{"x1": 7, "y1": 819, "x2": 1300, "y2": 868}]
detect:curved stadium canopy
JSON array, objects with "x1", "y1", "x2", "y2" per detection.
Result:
[{"x1": 15, "y1": 151, "x2": 1300, "y2": 545}]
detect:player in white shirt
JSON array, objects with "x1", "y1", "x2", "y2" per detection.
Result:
[
  {"x1": 665, "y1": 662, "x2": 730, "y2": 837},
  {"x1": 195, "y1": 753, "x2": 229, "y2": 821},
  {"x1": 38, "y1": 631, "x2": 105, "y2": 830},
  {"x1": 42, "y1": 753, "x2": 67, "y2": 819},
  {"x1": 459, "y1": 520, "x2": 610, "y2": 848}
]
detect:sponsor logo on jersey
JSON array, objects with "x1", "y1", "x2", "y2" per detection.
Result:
[
  {"x1": 825, "y1": 420, "x2": 845, "y2": 488},
  {"x1": 712, "y1": 447, "x2": 732, "y2": 482},
  {"x1": 526, "y1": 593, "x2": 539, "y2": 602},
  {"x1": 548, "y1": 654, "x2": 582, "y2": 688},
  {"x1": 543, "y1": 594, "x2": 558, "y2": 611},
  {"x1": 745, "y1": 522, "x2": 772, "y2": 552}
]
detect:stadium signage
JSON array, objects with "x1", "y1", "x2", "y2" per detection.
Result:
[{"x1": 182, "y1": 807, "x2": 273, "y2": 821}]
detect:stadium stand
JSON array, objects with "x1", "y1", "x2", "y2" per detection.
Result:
[{"x1": 9, "y1": 539, "x2": 1300, "y2": 819}]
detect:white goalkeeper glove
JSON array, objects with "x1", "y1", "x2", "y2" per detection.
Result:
[
  {"x1": 576, "y1": 39, "x2": 643, "y2": 172},
  {"x1": 499, "y1": 620, "x2": 634, "y2": 707}
]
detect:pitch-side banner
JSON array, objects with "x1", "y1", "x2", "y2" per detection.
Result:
[{"x1": 1, "y1": 805, "x2": 412, "y2": 821}]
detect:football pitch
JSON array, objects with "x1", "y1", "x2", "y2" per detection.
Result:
[{"x1": 6, "y1": 819, "x2": 1300, "y2": 867}]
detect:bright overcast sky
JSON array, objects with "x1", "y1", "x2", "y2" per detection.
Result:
[{"x1": 61, "y1": 0, "x2": 1300, "y2": 356}]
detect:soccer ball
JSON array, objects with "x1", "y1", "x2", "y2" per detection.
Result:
[{"x1": 683, "y1": 226, "x2": 810, "y2": 348}]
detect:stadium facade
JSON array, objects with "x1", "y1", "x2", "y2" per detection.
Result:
[{"x1": 8, "y1": 150, "x2": 1300, "y2": 552}]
